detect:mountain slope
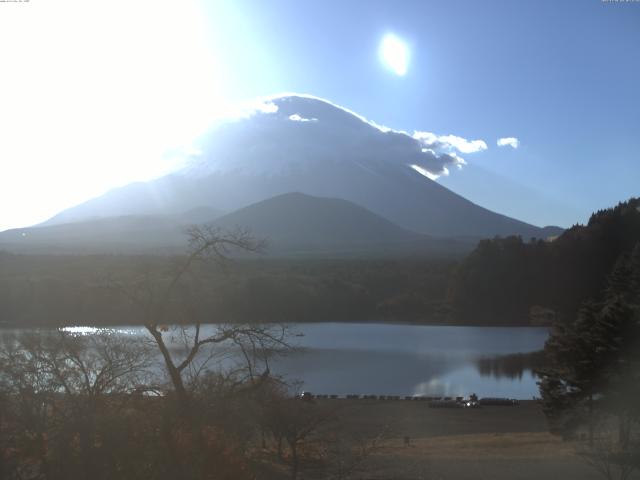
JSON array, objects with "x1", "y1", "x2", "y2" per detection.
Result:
[
  {"x1": 40, "y1": 95, "x2": 561, "y2": 239},
  {"x1": 212, "y1": 192, "x2": 420, "y2": 249},
  {"x1": 212, "y1": 192, "x2": 475, "y2": 256},
  {"x1": 0, "y1": 207, "x2": 221, "y2": 254}
]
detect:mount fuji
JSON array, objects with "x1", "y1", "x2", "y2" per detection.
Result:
[{"x1": 3, "y1": 95, "x2": 562, "y2": 254}]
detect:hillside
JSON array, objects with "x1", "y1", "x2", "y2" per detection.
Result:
[
  {"x1": 448, "y1": 198, "x2": 640, "y2": 324},
  {"x1": 211, "y1": 192, "x2": 472, "y2": 256}
]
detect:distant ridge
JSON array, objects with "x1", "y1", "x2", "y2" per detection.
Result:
[{"x1": 0, "y1": 193, "x2": 475, "y2": 257}]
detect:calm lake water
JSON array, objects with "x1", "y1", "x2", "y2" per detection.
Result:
[
  {"x1": 271, "y1": 323, "x2": 549, "y2": 399},
  {"x1": 6, "y1": 323, "x2": 549, "y2": 399}
]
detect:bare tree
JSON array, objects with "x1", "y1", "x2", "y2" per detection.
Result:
[
  {"x1": 320, "y1": 427, "x2": 387, "y2": 480},
  {"x1": 0, "y1": 330, "x2": 152, "y2": 480},
  {"x1": 261, "y1": 392, "x2": 338, "y2": 480},
  {"x1": 109, "y1": 224, "x2": 291, "y2": 404}
]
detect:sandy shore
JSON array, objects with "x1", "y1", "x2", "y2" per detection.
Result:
[{"x1": 308, "y1": 399, "x2": 636, "y2": 480}]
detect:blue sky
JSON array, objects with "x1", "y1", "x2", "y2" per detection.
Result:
[
  {"x1": 199, "y1": 0, "x2": 639, "y2": 227},
  {"x1": 0, "y1": 0, "x2": 638, "y2": 231}
]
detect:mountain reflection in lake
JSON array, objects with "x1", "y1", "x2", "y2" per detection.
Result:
[
  {"x1": 13, "y1": 323, "x2": 549, "y2": 399},
  {"x1": 474, "y1": 351, "x2": 546, "y2": 380},
  {"x1": 270, "y1": 323, "x2": 549, "y2": 399}
]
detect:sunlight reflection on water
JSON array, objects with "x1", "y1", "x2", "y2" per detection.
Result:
[{"x1": 60, "y1": 326, "x2": 140, "y2": 336}]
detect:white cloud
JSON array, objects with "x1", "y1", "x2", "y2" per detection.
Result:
[
  {"x1": 436, "y1": 135, "x2": 488, "y2": 154},
  {"x1": 497, "y1": 137, "x2": 520, "y2": 149},
  {"x1": 410, "y1": 164, "x2": 450, "y2": 180},
  {"x1": 412, "y1": 131, "x2": 487, "y2": 155},
  {"x1": 408, "y1": 131, "x2": 483, "y2": 179},
  {"x1": 288, "y1": 114, "x2": 317, "y2": 122}
]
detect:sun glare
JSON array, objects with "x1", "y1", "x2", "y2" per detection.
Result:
[
  {"x1": 0, "y1": 0, "x2": 227, "y2": 231},
  {"x1": 380, "y1": 34, "x2": 409, "y2": 76}
]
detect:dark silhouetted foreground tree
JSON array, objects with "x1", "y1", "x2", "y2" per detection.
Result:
[
  {"x1": 538, "y1": 243, "x2": 640, "y2": 479},
  {"x1": 110, "y1": 225, "x2": 290, "y2": 403},
  {"x1": 106, "y1": 225, "x2": 295, "y2": 479},
  {"x1": 0, "y1": 331, "x2": 152, "y2": 479}
]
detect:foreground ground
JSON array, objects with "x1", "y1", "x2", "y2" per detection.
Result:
[{"x1": 264, "y1": 399, "x2": 637, "y2": 480}]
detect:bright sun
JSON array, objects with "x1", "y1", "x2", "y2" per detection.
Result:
[
  {"x1": 380, "y1": 34, "x2": 409, "y2": 76},
  {"x1": 0, "y1": 0, "x2": 227, "y2": 231}
]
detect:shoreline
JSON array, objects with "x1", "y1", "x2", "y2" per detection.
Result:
[{"x1": 0, "y1": 319, "x2": 552, "y2": 329}]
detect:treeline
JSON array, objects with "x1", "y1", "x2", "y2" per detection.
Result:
[
  {"x1": 4, "y1": 197, "x2": 639, "y2": 328},
  {"x1": 448, "y1": 198, "x2": 640, "y2": 325},
  {"x1": 0, "y1": 255, "x2": 454, "y2": 327}
]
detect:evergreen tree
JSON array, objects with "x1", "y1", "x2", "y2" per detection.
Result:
[
  {"x1": 538, "y1": 242, "x2": 640, "y2": 445},
  {"x1": 538, "y1": 302, "x2": 613, "y2": 442},
  {"x1": 449, "y1": 198, "x2": 640, "y2": 325},
  {"x1": 601, "y1": 244, "x2": 640, "y2": 447}
]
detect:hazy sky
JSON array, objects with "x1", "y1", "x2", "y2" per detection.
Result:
[{"x1": 1, "y1": 0, "x2": 638, "y2": 231}]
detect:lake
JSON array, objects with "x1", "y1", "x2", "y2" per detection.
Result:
[
  {"x1": 7, "y1": 323, "x2": 549, "y2": 399},
  {"x1": 271, "y1": 323, "x2": 548, "y2": 399}
]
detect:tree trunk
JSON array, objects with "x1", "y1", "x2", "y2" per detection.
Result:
[
  {"x1": 588, "y1": 394, "x2": 594, "y2": 447},
  {"x1": 618, "y1": 413, "x2": 630, "y2": 449},
  {"x1": 291, "y1": 441, "x2": 299, "y2": 480},
  {"x1": 0, "y1": 405, "x2": 4, "y2": 480},
  {"x1": 147, "y1": 327, "x2": 188, "y2": 404}
]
